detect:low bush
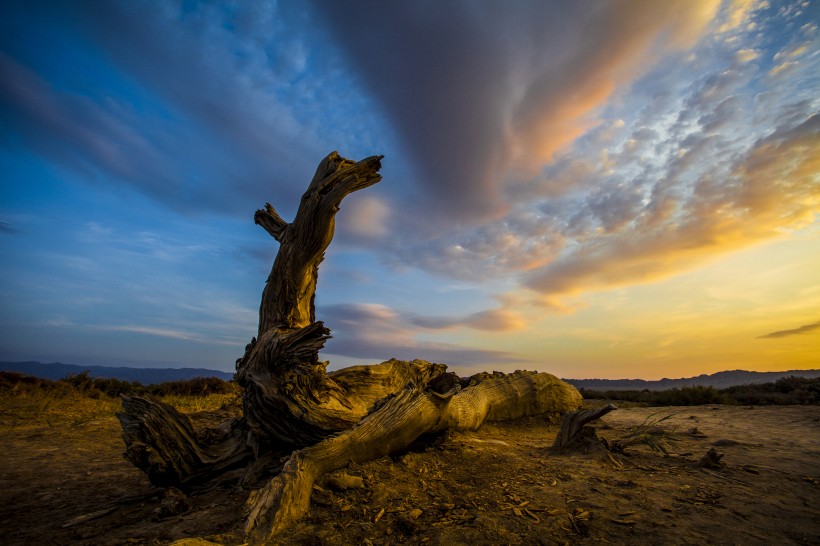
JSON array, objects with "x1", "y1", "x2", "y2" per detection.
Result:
[
  {"x1": 0, "y1": 370, "x2": 241, "y2": 425},
  {"x1": 0, "y1": 371, "x2": 119, "y2": 427},
  {"x1": 722, "y1": 376, "x2": 820, "y2": 405},
  {"x1": 581, "y1": 376, "x2": 820, "y2": 406},
  {"x1": 59, "y1": 370, "x2": 237, "y2": 398}
]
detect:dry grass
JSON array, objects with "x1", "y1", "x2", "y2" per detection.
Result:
[
  {"x1": 0, "y1": 386, "x2": 120, "y2": 428},
  {"x1": 611, "y1": 412, "x2": 680, "y2": 455},
  {"x1": 0, "y1": 375, "x2": 240, "y2": 427},
  {"x1": 156, "y1": 392, "x2": 240, "y2": 414},
  {"x1": 1, "y1": 377, "x2": 819, "y2": 545}
]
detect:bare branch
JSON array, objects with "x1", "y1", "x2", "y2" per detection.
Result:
[{"x1": 254, "y1": 203, "x2": 289, "y2": 242}]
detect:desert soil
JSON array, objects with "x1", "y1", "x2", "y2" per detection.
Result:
[{"x1": 1, "y1": 402, "x2": 818, "y2": 545}]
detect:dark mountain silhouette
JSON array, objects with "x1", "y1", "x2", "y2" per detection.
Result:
[
  {"x1": 4, "y1": 361, "x2": 818, "y2": 391},
  {"x1": 565, "y1": 369, "x2": 820, "y2": 391},
  {"x1": 0, "y1": 361, "x2": 233, "y2": 384}
]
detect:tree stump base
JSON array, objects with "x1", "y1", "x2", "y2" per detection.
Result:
[{"x1": 551, "y1": 403, "x2": 618, "y2": 451}]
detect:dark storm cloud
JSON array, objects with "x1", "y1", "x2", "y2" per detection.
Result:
[{"x1": 758, "y1": 321, "x2": 820, "y2": 339}]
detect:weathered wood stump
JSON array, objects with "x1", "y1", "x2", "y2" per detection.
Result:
[
  {"x1": 552, "y1": 403, "x2": 618, "y2": 450},
  {"x1": 116, "y1": 152, "x2": 583, "y2": 541}
]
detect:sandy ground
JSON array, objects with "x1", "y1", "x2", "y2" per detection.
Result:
[{"x1": 1, "y1": 403, "x2": 818, "y2": 545}]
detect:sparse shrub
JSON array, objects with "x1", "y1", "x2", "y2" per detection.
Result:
[
  {"x1": 0, "y1": 371, "x2": 54, "y2": 393},
  {"x1": 90, "y1": 376, "x2": 145, "y2": 397},
  {"x1": 723, "y1": 376, "x2": 820, "y2": 405},
  {"x1": 0, "y1": 371, "x2": 119, "y2": 426},
  {"x1": 652, "y1": 386, "x2": 732, "y2": 406},
  {"x1": 149, "y1": 376, "x2": 235, "y2": 397},
  {"x1": 150, "y1": 377, "x2": 241, "y2": 414},
  {"x1": 58, "y1": 371, "x2": 237, "y2": 398},
  {"x1": 581, "y1": 378, "x2": 820, "y2": 406},
  {"x1": 579, "y1": 389, "x2": 650, "y2": 405},
  {"x1": 611, "y1": 413, "x2": 680, "y2": 455},
  {"x1": 0, "y1": 371, "x2": 241, "y2": 425}
]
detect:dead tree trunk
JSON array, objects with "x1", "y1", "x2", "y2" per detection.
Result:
[
  {"x1": 235, "y1": 152, "x2": 390, "y2": 448},
  {"x1": 116, "y1": 151, "x2": 583, "y2": 541}
]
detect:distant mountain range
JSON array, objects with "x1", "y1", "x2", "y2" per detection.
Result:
[
  {"x1": 2, "y1": 361, "x2": 818, "y2": 391},
  {"x1": 0, "y1": 361, "x2": 234, "y2": 384},
  {"x1": 564, "y1": 369, "x2": 820, "y2": 391}
]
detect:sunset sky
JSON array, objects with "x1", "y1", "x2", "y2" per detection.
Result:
[{"x1": 1, "y1": 0, "x2": 818, "y2": 379}]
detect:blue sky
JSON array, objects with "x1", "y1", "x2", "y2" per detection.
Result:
[{"x1": 1, "y1": 0, "x2": 818, "y2": 379}]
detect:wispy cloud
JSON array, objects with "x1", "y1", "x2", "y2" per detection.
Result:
[
  {"x1": 0, "y1": 219, "x2": 18, "y2": 234},
  {"x1": 2, "y1": 0, "x2": 817, "y2": 375},
  {"x1": 758, "y1": 321, "x2": 820, "y2": 339},
  {"x1": 411, "y1": 308, "x2": 525, "y2": 332},
  {"x1": 0, "y1": 2, "x2": 364, "y2": 218},
  {"x1": 320, "y1": 303, "x2": 530, "y2": 367},
  {"x1": 525, "y1": 113, "x2": 820, "y2": 303},
  {"x1": 373, "y1": 2, "x2": 818, "y2": 310},
  {"x1": 107, "y1": 324, "x2": 249, "y2": 347}
]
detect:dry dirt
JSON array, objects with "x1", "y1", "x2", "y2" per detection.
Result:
[{"x1": 1, "y1": 402, "x2": 819, "y2": 545}]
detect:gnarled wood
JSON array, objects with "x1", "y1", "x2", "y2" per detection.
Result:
[
  {"x1": 552, "y1": 403, "x2": 618, "y2": 450},
  {"x1": 245, "y1": 370, "x2": 582, "y2": 540},
  {"x1": 233, "y1": 152, "x2": 393, "y2": 450},
  {"x1": 116, "y1": 152, "x2": 583, "y2": 540},
  {"x1": 117, "y1": 395, "x2": 251, "y2": 488},
  {"x1": 255, "y1": 152, "x2": 383, "y2": 334}
]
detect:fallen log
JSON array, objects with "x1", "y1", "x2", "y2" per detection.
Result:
[{"x1": 245, "y1": 370, "x2": 580, "y2": 541}]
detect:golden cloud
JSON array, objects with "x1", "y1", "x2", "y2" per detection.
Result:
[
  {"x1": 718, "y1": 0, "x2": 765, "y2": 33},
  {"x1": 525, "y1": 114, "x2": 819, "y2": 301},
  {"x1": 511, "y1": 0, "x2": 721, "y2": 169}
]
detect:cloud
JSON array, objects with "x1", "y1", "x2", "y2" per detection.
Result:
[
  {"x1": 373, "y1": 2, "x2": 819, "y2": 312},
  {"x1": 0, "y1": 2, "x2": 360, "y2": 217},
  {"x1": 411, "y1": 308, "x2": 526, "y2": 332},
  {"x1": 337, "y1": 195, "x2": 391, "y2": 242},
  {"x1": 0, "y1": 52, "x2": 163, "y2": 187},
  {"x1": 105, "y1": 325, "x2": 204, "y2": 341},
  {"x1": 386, "y1": 211, "x2": 567, "y2": 282},
  {"x1": 0, "y1": 219, "x2": 17, "y2": 234},
  {"x1": 509, "y1": 1, "x2": 719, "y2": 167},
  {"x1": 735, "y1": 48, "x2": 760, "y2": 63},
  {"x1": 319, "y1": 303, "x2": 529, "y2": 367},
  {"x1": 758, "y1": 321, "x2": 820, "y2": 339},
  {"x1": 0, "y1": 50, "x2": 267, "y2": 215},
  {"x1": 768, "y1": 61, "x2": 799, "y2": 78},
  {"x1": 699, "y1": 95, "x2": 745, "y2": 133},
  {"x1": 717, "y1": 0, "x2": 765, "y2": 33},
  {"x1": 525, "y1": 113, "x2": 820, "y2": 301},
  {"x1": 774, "y1": 44, "x2": 809, "y2": 62},
  {"x1": 310, "y1": 0, "x2": 720, "y2": 222}
]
